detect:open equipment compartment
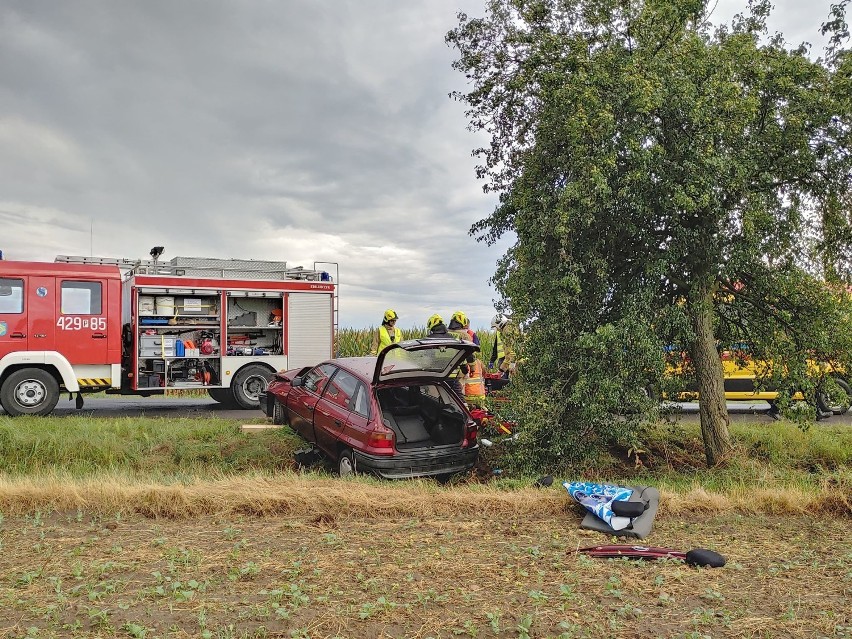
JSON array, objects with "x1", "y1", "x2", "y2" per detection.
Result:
[
  {"x1": 225, "y1": 291, "x2": 283, "y2": 357},
  {"x1": 134, "y1": 288, "x2": 223, "y2": 390}
]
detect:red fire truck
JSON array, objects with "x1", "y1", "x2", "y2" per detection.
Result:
[{"x1": 0, "y1": 251, "x2": 337, "y2": 416}]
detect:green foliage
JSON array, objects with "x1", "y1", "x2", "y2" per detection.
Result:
[{"x1": 448, "y1": 0, "x2": 852, "y2": 469}]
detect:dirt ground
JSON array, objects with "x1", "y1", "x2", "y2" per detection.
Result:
[{"x1": 0, "y1": 507, "x2": 849, "y2": 639}]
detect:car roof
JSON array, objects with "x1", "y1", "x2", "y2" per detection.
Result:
[
  {"x1": 318, "y1": 337, "x2": 479, "y2": 384},
  {"x1": 326, "y1": 356, "x2": 377, "y2": 380}
]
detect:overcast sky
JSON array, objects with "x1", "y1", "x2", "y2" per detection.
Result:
[{"x1": 0, "y1": 1, "x2": 838, "y2": 329}]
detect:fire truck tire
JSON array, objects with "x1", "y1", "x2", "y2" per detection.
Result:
[
  {"x1": 231, "y1": 364, "x2": 274, "y2": 410},
  {"x1": 0, "y1": 368, "x2": 60, "y2": 417},
  {"x1": 207, "y1": 388, "x2": 236, "y2": 406}
]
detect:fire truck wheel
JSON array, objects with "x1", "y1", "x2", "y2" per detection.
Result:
[
  {"x1": 207, "y1": 388, "x2": 236, "y2": 406},
  {"x1": 231, "y1": 364, "x2": 273, "y2": 410},
  {"x1": 1, "y1": 368, "x2": 60, "y2": 417}
]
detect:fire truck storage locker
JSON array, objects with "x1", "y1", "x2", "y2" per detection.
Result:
[
  {"x1": 286, "y1": 292, "x2": 334, "y2": 369},
  {"x1": 131, "y1": 287, "x2": 225, "y2": 391}
]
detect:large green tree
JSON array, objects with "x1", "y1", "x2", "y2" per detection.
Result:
[{"x1": 448, "y1": 0, "x2": 852, "y2": 467}]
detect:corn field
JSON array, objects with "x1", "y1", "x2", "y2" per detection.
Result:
[
  {"x1": 166, "y1": 327, "x2": 494, "y2": 398},
  {"x1": 337, "y1": 326, "x2": 495, "y2": 360}
]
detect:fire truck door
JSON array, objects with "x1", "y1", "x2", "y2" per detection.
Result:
[
  {"x1": 27, "y1": 276, "x2": 57, "y2": 352},
  {"x1": 55, "y1": 278, "x2": 109, "y2": 364},
  {"x1": 0, "y1": 276, "x2": 28, "y2": 358}
]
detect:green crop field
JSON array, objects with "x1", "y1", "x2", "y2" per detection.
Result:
[{"x1": 336, "y1": 326, "x2": 495, "y2": 360}]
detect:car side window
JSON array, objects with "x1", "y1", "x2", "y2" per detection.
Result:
[
  {"x1": 0, "y1": 278, "x2": 24, "y2": 314},
  {"x1": 322, "y1": 368, "x2": 359, "y2": 411},
  {"x1": 303, "y1": 363, "x2": 335, "y2": 394},
  {"x1": 352, "y1": 382, "x2": 370, "y2": 418}
]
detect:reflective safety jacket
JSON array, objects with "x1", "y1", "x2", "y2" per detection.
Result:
[
  {"x1": 492, "y1": 330, "x2": 506, "y2": 361},
  {"x1": 463, "y1": 358, "x2": 486, "y2": 402},
  {"x1": 371, "y1": 324, "x2": 402, "y2": 355},
  {"x1": 491, "y1": 327, "x2": 517, "y2": 373}
]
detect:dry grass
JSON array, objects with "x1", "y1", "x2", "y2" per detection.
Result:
[{"x1": 1, "y1": 472, "x2": 849, "y2": 520}]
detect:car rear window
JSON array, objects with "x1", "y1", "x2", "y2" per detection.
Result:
[{"x1": 381, "y1": 345, "x2": 464, "y2": 375}]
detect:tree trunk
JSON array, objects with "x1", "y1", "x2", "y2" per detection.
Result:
[{"x1": 688, "y1": 290, "x2": 734, "y2": 466}]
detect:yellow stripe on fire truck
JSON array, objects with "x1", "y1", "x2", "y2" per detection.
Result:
[{"x1": 77, "y1": 378, "x2": 111, "y2": 388}]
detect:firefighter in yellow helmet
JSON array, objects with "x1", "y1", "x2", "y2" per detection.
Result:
[
  {"x1": 449, "y1": 311, "x2": 485, "y2": 406},
  {"x1": 450, "y1": 310, "x2": 479, "y2": 346},
  {"x1": 426, "y1": 313, "x2": 472, "y2": 396},
  {"x1": 370, "y1": 309, "x2": 402, "y2": 355},
  {"x1": 489, "y1": 313, "x2": 516, "y2": 379}
]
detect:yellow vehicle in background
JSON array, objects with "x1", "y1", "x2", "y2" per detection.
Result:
[{"x1": 666, "y1": 348, "x2": 851, "y2": 417}]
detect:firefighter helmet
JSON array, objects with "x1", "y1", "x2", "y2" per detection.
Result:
[
  {"x1": 451, "y1": 310, "x2": 469, "y2": 327},
  {"x1": 426, "y1": 313, "x2": 444, "y2": 331},
  {"x1": 383, "y1": 309, "x2": 398, "y2": 323},
  {"x1": 491, "y1": 314, "x2": 508, "y2": 330}
]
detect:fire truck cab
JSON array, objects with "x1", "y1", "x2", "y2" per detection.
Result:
[{"x1": 0, "y1": 253, "x2": 337, "y2": 416}]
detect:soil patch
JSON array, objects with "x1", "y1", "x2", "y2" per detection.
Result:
[{"x1": 0, "y1": 508, "x2": 849, "y2": 638}]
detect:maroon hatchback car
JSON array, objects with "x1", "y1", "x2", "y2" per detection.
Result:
[{"x1": 260, "y1": 338, "x2": 480, "y2": 479}]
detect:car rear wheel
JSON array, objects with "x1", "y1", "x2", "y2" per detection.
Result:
[
  {"x1": 816, "y1": 377, "x2": 852, "y2": 416},
  {"x1": 0, "y1": 368, "x2": 60, "y2": 417},
  {"x1": 271, "y1": 399, "x2": 287, "y2": 425},
  {"x1": 338, "y1": 449, "x2": 356, "y2": 478}
]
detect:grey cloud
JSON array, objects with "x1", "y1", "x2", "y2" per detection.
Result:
[{"x1": 0, "y1": 0, "x2": 832, "y2": 328}]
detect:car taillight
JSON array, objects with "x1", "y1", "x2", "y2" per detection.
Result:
[
  {"x1": 368, "y1": 429, "x2": 395, "y2": 449},
  {"x1": 462, "y1": 419, "x2": 478, "y2": 448}
]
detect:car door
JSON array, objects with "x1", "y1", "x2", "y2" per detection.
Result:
[
  {"x1": 27, "y1": 276, "x2": 56, "y2": 352},
  {"x1": 338, "y1": 379, "x2": 373, "y2": 450},
  {"x1": 0, "y1": 276, "x2": 27, "y2": 358},
  {"x1": 56, "y1": 278, "x2": 109, "y2": 364},
  {"x1": 313, "y1": 367, "x2": 357, "y2": 456},
  {"x1": 286, "y1": 363, "x2": 335, "y2": 443}
]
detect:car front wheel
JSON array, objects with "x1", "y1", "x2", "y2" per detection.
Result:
[
  {"x1": 272, "y1": 399, "x2": 287, "y2": 425},
  {"x1": 338, "y1": 449, "x2": 356, "y2": 478}
]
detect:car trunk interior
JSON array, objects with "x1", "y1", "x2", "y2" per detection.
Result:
[{"x1": 377, "y1": 384, "x2": 466, "y2": 450}]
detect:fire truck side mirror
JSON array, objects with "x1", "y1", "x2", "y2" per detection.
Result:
[{"x1": 0, "y1": 286, "x2": 13, "y2": 296}]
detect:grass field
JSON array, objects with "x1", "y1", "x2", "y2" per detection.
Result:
[{"x1": 0, "y1": 415, "x2": 849, "y2": 638}]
